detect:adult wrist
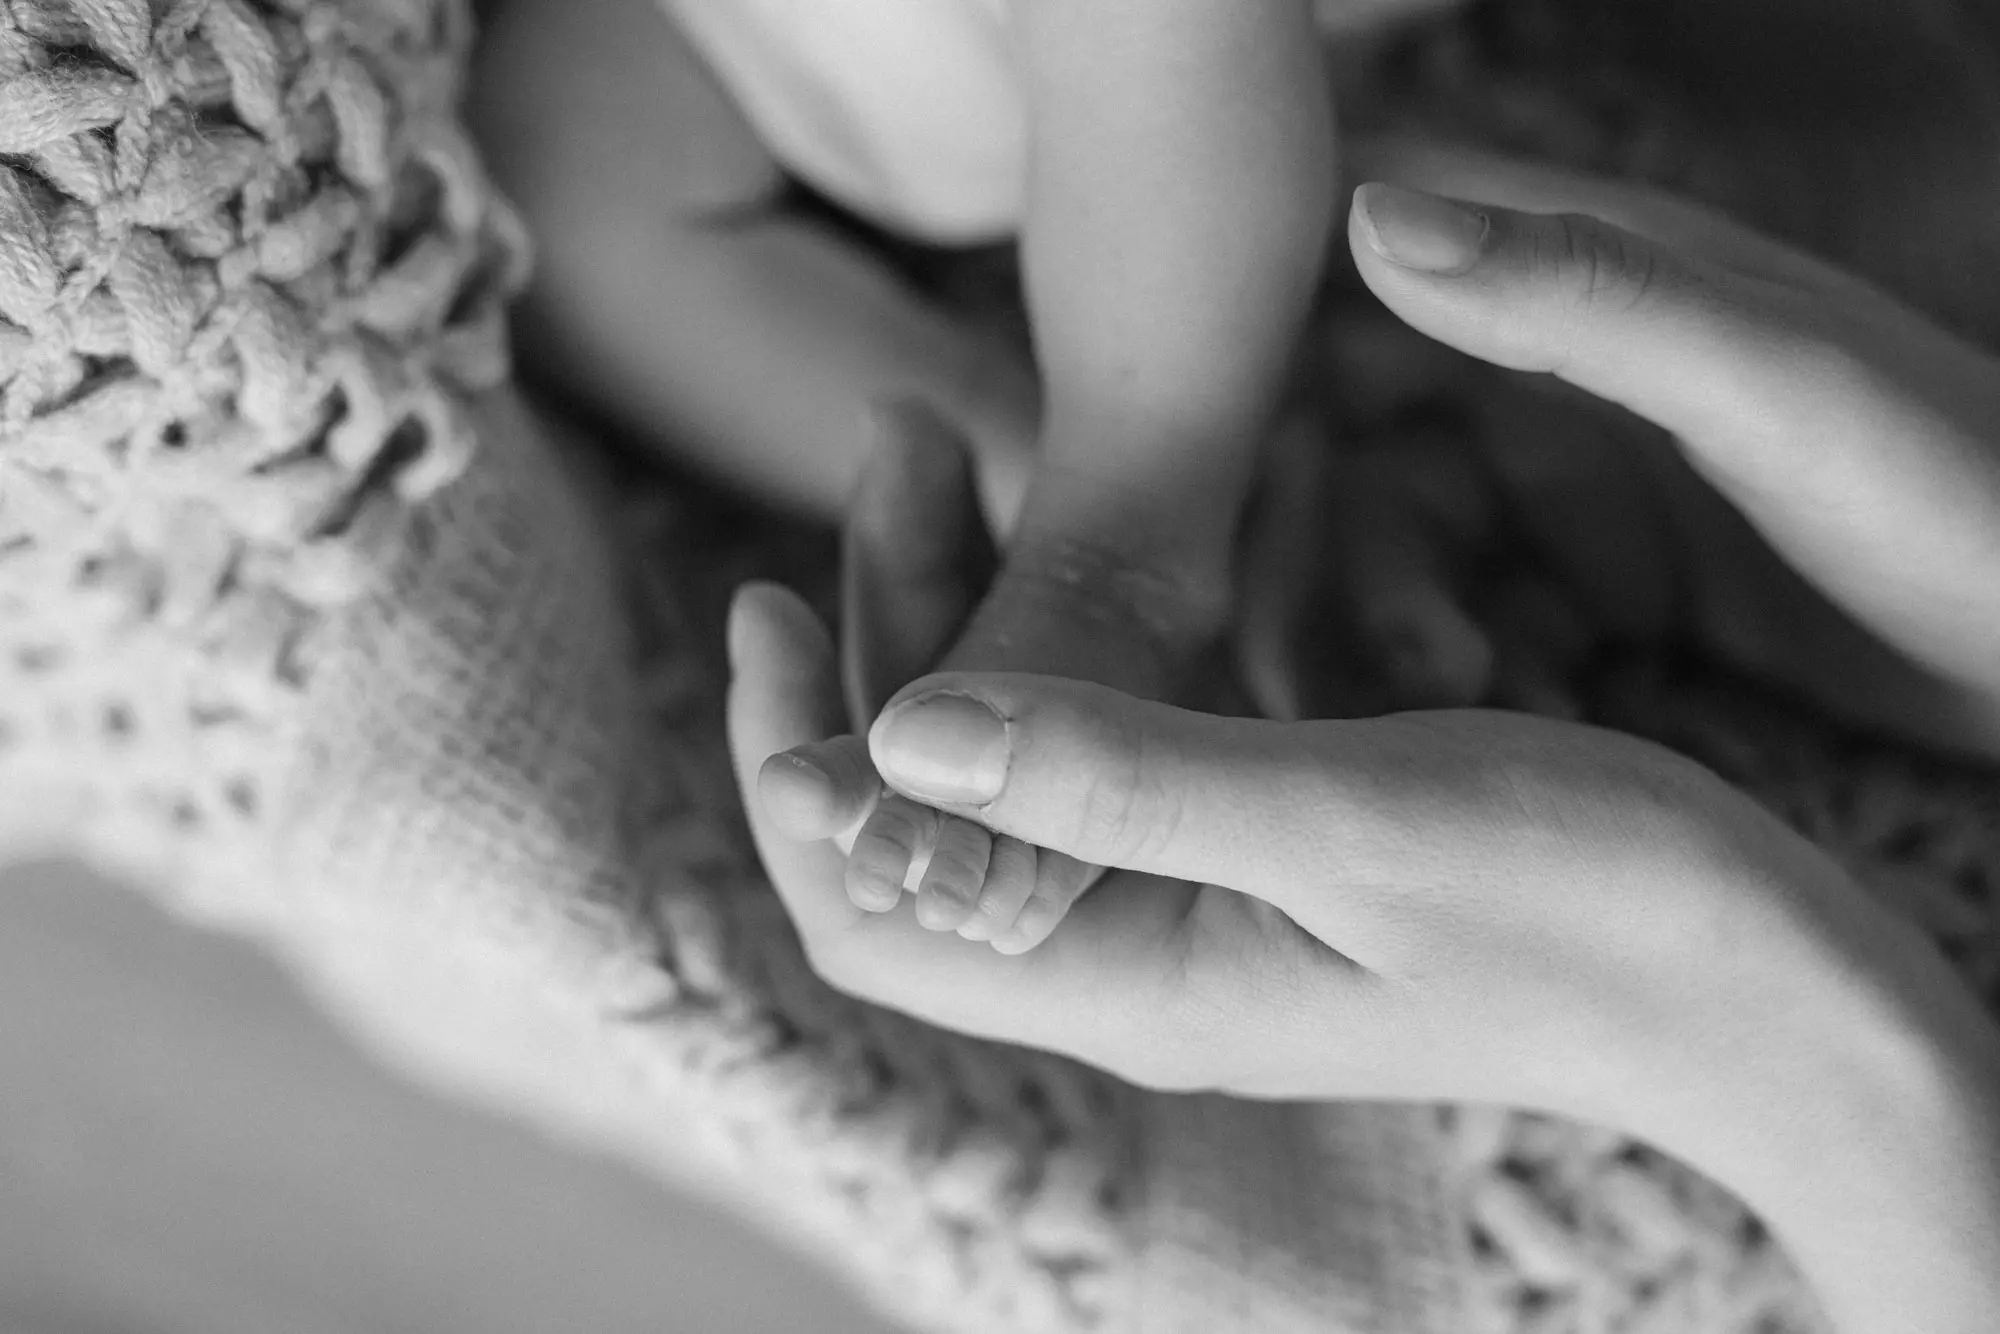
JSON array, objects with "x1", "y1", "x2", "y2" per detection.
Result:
[
  {"x1": 1639, "y1": 834, "x2": 2000, "y2": 1333},
  {"x1": 1743, "y1": 974, "x2": 2000, "y2": 1334}
]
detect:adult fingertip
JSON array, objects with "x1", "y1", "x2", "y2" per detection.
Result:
[
  {"x1": 1352, "y1": 182, "x2": 1490, "y2": 277},
  {"x1": 757, "y1": 751, "x2": 844, "y2": 839},
  {"x1": 726, "y1": 580, "x2": 794, "y2": 674},
  {"x1": 728, "y1": 580, "x2": 834, "y2": 683},
  {"x1": 1351, "y1": 186, "x2": 1737, "y2": 426}
]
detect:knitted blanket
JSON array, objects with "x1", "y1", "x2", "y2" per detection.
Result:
[{"x1": 4, "y1": 2, "x2": 1998, "y2": 1331}]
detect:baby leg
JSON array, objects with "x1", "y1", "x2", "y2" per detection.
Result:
[
  {"x1": 771, "y1": 399, "x2": 1143, "y2": 952},
  {"x1": 469, "y1": 0, "x2": 1036, "y2": 523}
]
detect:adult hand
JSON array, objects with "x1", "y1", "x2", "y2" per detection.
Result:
[
  {"x1": 729, "y1": 167, "x2": 2000, "y2": 1330},
  {"x1": 1243, "y1": 144, "x2": 2000, "y2": 758},
  {"x1": 733, "y1": 414, "x2": 1977, "y2": 1146},
  {"x1": 732, "y1": 573, "x2": 2000, "y2": 1333}
]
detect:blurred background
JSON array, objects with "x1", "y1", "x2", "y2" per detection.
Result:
[{"x1": 0, "y1": 862, "x2": 897, "y2": 1334}]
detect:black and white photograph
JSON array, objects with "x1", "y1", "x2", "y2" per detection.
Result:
[{"x1": 4, "y1": 1, "x2": 2000, "y2": 1330}]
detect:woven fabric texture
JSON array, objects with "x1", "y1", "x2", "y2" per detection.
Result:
[{"x1": 4, "y1": 2, "x2": 2000, "y2": 1333}]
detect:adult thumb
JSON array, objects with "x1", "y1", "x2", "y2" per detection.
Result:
[{"x1": 864, "y1": 672, "x2": 1331, "y2": 902}]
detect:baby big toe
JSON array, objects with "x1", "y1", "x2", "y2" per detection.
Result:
[
  {"x1": 844, "y1": 794, "x2": 938, "y2": 912},
  {"x1": 914, "y1": 816, "x2": 994, "y2": 931}
]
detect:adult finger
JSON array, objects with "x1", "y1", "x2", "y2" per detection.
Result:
[
  {"x1": 725, "y1": 582, "x2": 866, "y2": 938},
  {"x1": 758, "y1": 735, "x2": 878, "y2": 844},
  {"x1": 840, "y1": 399, "x2": 997, "y2": 727},
  {"x1": 1349, "y1": 182, "x2": 2000, "y2": 689},
  {"x1": 1350, "y1": 181, "x2": 1828, "y2": 443}
]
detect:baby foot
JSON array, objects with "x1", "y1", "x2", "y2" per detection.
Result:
[
  {"x1": 842, "y1": 793, "x2": 1098, "y2": 952},
  {"x1": 764, "y1": 398, "x2": 1179, "y2": 953},
  {"x1": 759, "y1": 733, "x2": 1091, "y2": 952},
  {"x1": 842, "y1": 792, "x2": 987, "y2": 919}
]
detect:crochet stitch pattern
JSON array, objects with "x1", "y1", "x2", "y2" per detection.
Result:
[
  {"x1": 5, "y1": 2, "x2": 1999, "y2": 1333},
  {"x1": 0, "y1": 0, "x2": 522, "y2": 877}
]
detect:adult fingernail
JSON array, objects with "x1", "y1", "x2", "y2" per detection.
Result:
[
  {"x1": 757, "y1": 752, "x2": 835, "y2": 837},
  {"x1": 1356, "y1": 183, "x2": 1489, "y2": 275},
  {"x1": 873, "y1": 693, "x2": 1010, "y2": 804}
]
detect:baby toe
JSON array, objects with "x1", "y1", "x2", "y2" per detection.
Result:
[
  {"x1": 844, "y1": 794, "x2": 938, "y2": 912},
  {"x1": 914, "y1": 816, "x2": 994, "y2": 931},
  {"x1": 992, "y1": 851, "x2": 1099, "y2": 955},
  {"x1": 958, "y1": 835, "x2": 1037, "y2": 942}
]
